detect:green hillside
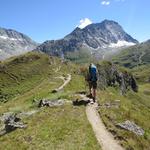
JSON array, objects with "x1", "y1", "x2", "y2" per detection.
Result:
[
  {"x1": 99, "y1": 41, "x2": 150, "y2": 149},
  {"x1": 0, "y1": 50, "x2": 150, "y2": 150},
  {"x1": 112, "y1": 40, "x2": 150, "y2": 68},
  {"x1": 0, "y1": 52, "x2": 101, "y2": 149}
]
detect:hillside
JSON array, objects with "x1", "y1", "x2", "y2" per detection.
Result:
[
  {"x1": 112, "y1": 39, "x2": 150, "y2": 83},
  {"x1": 112, "y1": 40, "x2": 150, "y2": 68},
  {"x1": 0, "y1": 52, "x2": 101, "y2": 149},
  {"x1": 0, "y1": 52, "x2": 150, "y2": 149}
]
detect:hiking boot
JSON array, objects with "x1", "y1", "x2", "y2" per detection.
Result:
[
  {"x1": 93, "y1": 97, "x2": 96, "y2": 103},
  {"x1": 90, "y1": 101, "x2": 94, "y2": 104}
]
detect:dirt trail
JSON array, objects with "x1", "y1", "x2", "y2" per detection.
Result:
[
  {"x1": 139, "y1": 51, "x2": 145, "y2": 64},
  {"x1": 54, "y1": 74, "x2": 71, "y2": 92},
  {"x1": 78, "y1": 94, "x2": 124, "y2": 150}
]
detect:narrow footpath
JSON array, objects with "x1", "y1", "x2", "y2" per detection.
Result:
[{"x1": 86, "y1": 101, "x2": 124, "y2": 150}]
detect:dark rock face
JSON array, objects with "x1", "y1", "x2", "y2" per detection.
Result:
[
  {"x1": 0, "y1": 27, "x2": 38, "y2": 60},
  {"x1": 96, "y1": 62, "x2": 138, "y2": 94},
  {"x1": 36, "y1": 20, "x2": 138, "y2": 58}
]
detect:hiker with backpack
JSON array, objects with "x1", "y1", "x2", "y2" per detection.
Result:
[{"x1": 87, "y1": 63, "x2": 98, "y2": 103}]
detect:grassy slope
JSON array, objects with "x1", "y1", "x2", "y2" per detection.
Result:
[
  {"x1": 112, "y1": 40, "x2": 150, "y2": 68},
  {"x1": 97, "y1": 85, "x2": 150, "y2": 150},
  {"x1": 97, "y1": 43, "x2": 150, "y2": 150},
  {"x1": 0, "y1": 52, "x2": 100, "y2": 150}
]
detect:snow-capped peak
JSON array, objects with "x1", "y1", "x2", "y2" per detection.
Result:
[{"x1": 77, "y1": 18, "x2": 92, "y2": 29}]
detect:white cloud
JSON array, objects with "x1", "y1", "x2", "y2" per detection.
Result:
[
  {"x1": 115, "y1": 0, "x2": 125, "y2": 2},
  {"x1": 77, "y1": 18, "x2": 92, "y2": 29},
  {"x1": 101, "y1": 1, "x2": 110, "y2": 5},
  {"x1": 101, "y1": 0, "x2": 125, "y2": 6}
]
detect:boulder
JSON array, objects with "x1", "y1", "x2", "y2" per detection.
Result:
[
  {"x1": 0, "y1": 112, "x2": 26, "y2": 136},
  {"x1": 116, "y1": 120, "x2": 144, "y2": 136}
]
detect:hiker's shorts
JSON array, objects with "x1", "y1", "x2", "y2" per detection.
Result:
[{"x1": 89, "y1": 81, "x2": 97, "y2": 89}]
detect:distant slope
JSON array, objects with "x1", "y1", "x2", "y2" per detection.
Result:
[
  {"x1": 112, "y1": 40, "x2": 150, "y2": 68},
  {"x1": 0, "y1": 27, "x2": 38, "y2": 60},
  {"x1": 36, "y1": 20, "x2": 138, "y2": 61},
  {"x1": 0, "y1": 52, "x2": 66, "y2": 102}
]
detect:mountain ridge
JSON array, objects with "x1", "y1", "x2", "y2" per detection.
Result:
[
  {"x1": 36, "y1": 20, "x2": 138, "y2": 61},
  {"x1": 0, "y1": 27, "x2": 38, "y2": 60}
]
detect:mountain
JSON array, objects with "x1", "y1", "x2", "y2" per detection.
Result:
[
  {"x1": 36, "y1": 20, "x2": 138, "y2": 61},
  {"x1": 112, "y1": 39, "x2": 150, "y2": 68},
  {"x1": 0, "y1": 27, "x2": 38, "y2": 60}
]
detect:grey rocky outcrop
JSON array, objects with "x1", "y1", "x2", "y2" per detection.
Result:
[
  {"x1": 96, "y1": 62, "x2": 138, "y2": 94},
  {"x1": 116, "y1": 120, "x2": 144, "y2": 136}
]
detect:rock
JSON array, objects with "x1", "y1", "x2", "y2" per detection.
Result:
[
  {"x1": 96, "y1": 61, "x2": 138, "y2": 94},
  {"x1": 5, "y1": 121, "x2": 26, "y2": 132},
  {"x1": 116, "y1": 120, "x2": 144, "y2": 136},
  {"x1": 0, "y1": 112, "x2": 26, "y2": 136},
  {"x1": 38, "y1": 99, "x2": 65, "y2": 107},
  {"x1": 73, "y1": 99, "x2": 90, "y2": 106}
]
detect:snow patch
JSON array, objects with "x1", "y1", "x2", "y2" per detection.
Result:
[
  {"x1": 0, "y1": 36, "x2": 8, "y2": 40},
  {"x1": 0, "y1": 36, "x2": 23, "y2": 41},
  {"x1": 109, "y1": 40, "x2": 136, "y2": 48},
  {"x1": 78, "y1": 18, "x2": 92, "y2": 29}
]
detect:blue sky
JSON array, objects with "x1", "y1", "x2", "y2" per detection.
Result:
[{"x1": 0, "y1": 0, "x2": 149, "y2": 43}]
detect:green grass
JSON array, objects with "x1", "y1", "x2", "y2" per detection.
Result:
[
  {"x1": 112, "y1": 40, "x2": 150, "y2": 68},
  {"x1": 1, "y1": 49, "x2": 150, "y2": 149},
  {"x1": 0, "y1": 52, "x2": 101, "y2": 149},
  {"x1": 0, "y1": 52, "x2": 59, "y2": 101},
  {"x1": 97, "y1": 85, "x2": 150, "y2": 150},
  {"x1": 0, "y1": 105, "x2": 100, "y2": 150},
  {"x1": 130, "y1": 65, "x2": 150, "y2": 83}
]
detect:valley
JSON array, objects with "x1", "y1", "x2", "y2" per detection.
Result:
[{"x1": 0, "y1": 49, "x2": 150, "y2": 149}]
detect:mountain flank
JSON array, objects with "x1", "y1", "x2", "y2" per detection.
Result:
[{"x1": 0, "y1": 27, "x2": 38, "y2": 60}]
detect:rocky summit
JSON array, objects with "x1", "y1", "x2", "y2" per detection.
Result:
[
  {"x1": 0, "y1": 27, "x2": 38, "y2": 60},
  {"x1": 36, "y1": 20, "x2": 138, "y2": 60}
]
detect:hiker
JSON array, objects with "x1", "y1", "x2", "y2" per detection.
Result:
[{"x1": 87, "y1": 63, "x2": 98, "y2": 102}]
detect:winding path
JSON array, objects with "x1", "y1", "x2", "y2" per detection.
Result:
[
  {"x1": 86, "y1": 103, "x2": 124, "y2": 150},
  {"x1": 54, "y1": 74, "x2": 71, "y2": 92},
  {"x1": 79, "y1": 94, "x2": 124, "y2": 150},
  {"x1": 139, "y1": 51, "x2": 145, "y2": 64}
]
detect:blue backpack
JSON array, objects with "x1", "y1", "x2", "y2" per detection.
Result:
[{"x1": 89, "y1": 64, "x2": 97, "y2": 82}]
